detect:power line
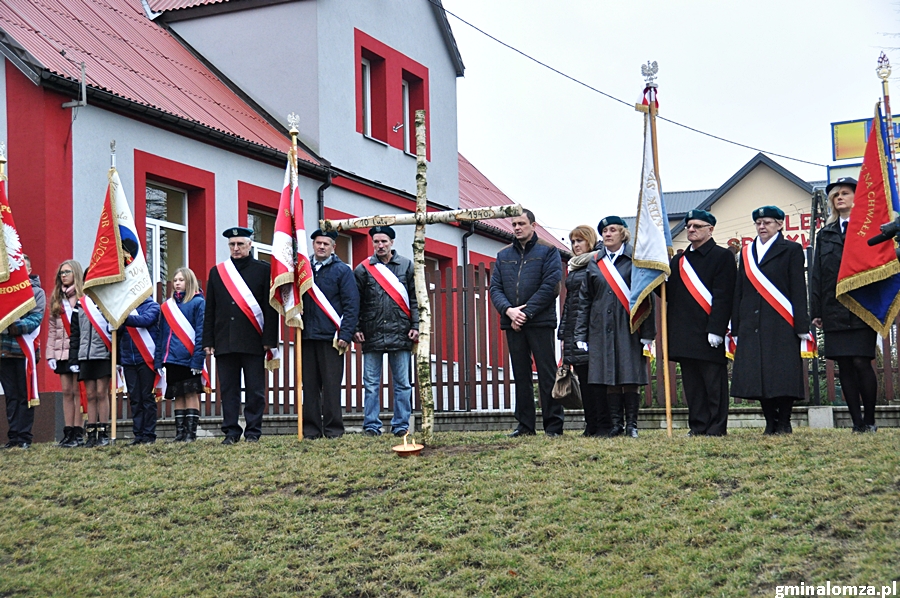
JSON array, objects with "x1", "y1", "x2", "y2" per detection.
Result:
[{"x1": 435, "y1": 1, "x2": 828, "y2": 169}]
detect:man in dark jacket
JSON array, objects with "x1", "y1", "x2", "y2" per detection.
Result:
[
  {"x1": 353, "y1": 226, "x2": 419, "y2": 437},
  {"x1": 302, "y1": 229, "x2": 360, "y2": 439},
  {"x1": 664, "y1": 210, "x2": 736, "y2": 436},
  {"x1": 118, "y1": 296, "x2": 161, "y2": 444},
  {"x1": 489, "y1": 209, "x2": 564, "y2": 437},
  {"x1": 203, "y1": 227, "x2": 279, "y2": 444}
]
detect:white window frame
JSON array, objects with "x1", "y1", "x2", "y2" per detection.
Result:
[
  {"x1": 146, "y1": 182, "x2": 188, "y2": 300},
  {"x1": 361, "y1": 58, "x2": 372, "y2": 137},
  {"x1": 401, "y1": 79, "x2": 410, "y2": 153}
]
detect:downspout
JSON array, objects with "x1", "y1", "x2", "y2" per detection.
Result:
[
  {"x1": 316, "y1": 169, "x2": 332, "y2": 221},
  {"x1": 461, "y1": 223, "x2": 476, "y2": 410}
]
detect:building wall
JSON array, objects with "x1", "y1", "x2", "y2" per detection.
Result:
[{"x1": 672, "y1": 165, "x2": 817, "y2": 252}]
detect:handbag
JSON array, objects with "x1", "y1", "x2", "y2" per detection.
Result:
[{"x1": 551, "y1": 365, "x2": 583, "y2": 410}]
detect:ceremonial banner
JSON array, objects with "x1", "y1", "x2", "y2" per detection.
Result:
[
  {"x1": 0, "y1": 177, "x2": 36, "y2": 331},
  {"x1": 836, "y1": 105, "x2": 900, "y2": 336},
  {"x1": 82, "y1": 168, "x2": 153, "y2": 328},
  {"x1": 269, "y1": 148, "x2": 313, "y2": 327},
  {"x1": 629, "y1": 110, "x2": 672, "y2": 332}
]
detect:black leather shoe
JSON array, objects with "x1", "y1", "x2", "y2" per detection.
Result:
[
  {"x1": 221, "y1": 436, "x2": 239, "y2": 445},
  {"x1": 128, "y1": 438, "x2": 144, "y2": 446},
  {"x1": 244, "y1": 437, "x2": 259, "y2": 443},
  {"x1": 865, "y1": 425, "x2": 878, "y2": 433},
  {"x1": 508, "y1": 429, "x2": 535, "y2": 438},
  {"x1": 392, "y1": 429, "x2": 409, "y2": 437},
  {"x1": 852, "y1": 425, "x2": 866, "y2": 433},
  {"x1": 545, "y1": 432, "x2": 562, "y2": 438},
  {"x1": 363, "y1": 429, "x2": 380, "y2": 437},
  {"x1": 17, "y1": 442, "x2": 30, "y2": 449},
  {"x1": 606, "y1": 425, "x2": 624, "y2": 438},
  {"x1": 1, "y1": 442, "x2": 15, "y2": 449}
]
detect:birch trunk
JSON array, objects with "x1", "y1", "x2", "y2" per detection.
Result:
[
  {"x1": 413, "y1": 110, "x2": 434, "y2": 444},
  {"x1": 320, "y1": 205, "x2": 522, "y2": 233}
]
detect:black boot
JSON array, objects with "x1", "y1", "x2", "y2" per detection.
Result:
[
  {"x1": 170, "y1": 409, "x2": 187, "y2": 442},
  {"x1": 61, "y1": 426, "x2": 83, "y2": 448},
  {"x1": 96, "y1": 424, "x2": 110, "y2": 447},
  {"x1": 184, "y1": 409, "x2": 200, "y2": 443},
  {"x1": 624, "y1": 392, "x2": 640, "y2": 438},
  {"x1": 84, "y1": 424, "x2": 98, "y2": 448},
  {"x1": 776, "y1": 398, "x2": 793, "y2": 434},
  {"x1": 607, "y1": 393, "x2": 624, "y2": 437},
  {"x1": 58, "y1": 426, "x2": 73, "y2": 447},
  {"x1": 760, "y1": 400, "x2": 778, "y2": 435}
]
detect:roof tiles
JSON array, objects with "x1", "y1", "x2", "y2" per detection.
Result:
[{"x1": 147, "y1": 0, "x2": 228, "y2": 11}]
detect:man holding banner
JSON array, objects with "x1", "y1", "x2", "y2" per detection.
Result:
[
  {"x1": 203, "y1": 228, "x2": 279, "y2": 445},
  {"x1": 663, "y1": 210, "x2": 735, "y2": 436},
  {"x1": 301, "y1": 229, "x2": 359, "y2": 439}
]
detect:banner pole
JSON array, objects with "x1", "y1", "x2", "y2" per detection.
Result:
[
  {"x1": 878, "y1": 54, "x2": 900, "y2": 201},
  {"x1": 110, "y1": 329, "x2": 117, "y2": 444},
  {"x1": 296, "y1": 327, "x2": 303, "y2": 441}
]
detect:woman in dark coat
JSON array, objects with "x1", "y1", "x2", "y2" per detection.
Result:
[
  {"x1": 731, "y1": 205, "x2": 811, "y2": 434},
  {"x1": 574, "y1": 216, "x2": 656, "y2": 438},
  {"x1": 558, "y1": 225, "x2": 610, "y2": 436},
  {"x1": 810, "y1": 177, "x2": 878, "y2": 433}
]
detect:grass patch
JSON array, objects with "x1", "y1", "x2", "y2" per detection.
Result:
[{"x1": 1, "y1": 429, "x2": 898, "y2": 597}]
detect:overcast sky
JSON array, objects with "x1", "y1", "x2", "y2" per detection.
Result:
[{"x1": 442, "y1": 0, "x2": 896, "y2": 243}]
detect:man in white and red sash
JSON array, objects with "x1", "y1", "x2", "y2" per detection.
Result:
[
  {"x1": 203, "y1": 227, "x2": 279, "y2": 444},
  {"x1": 116, "y1": 296, "x2": 161, "y2": 445},
  {"x1": 301, "y1": 229, "x2": 359, "y2": 439},
  {"x1": 353, "y1": 226, "x2": 419, "y2": 437},
  {"x1": 731, "y1": 205, "x2": 811, "y2": 435},
  {"x1": 664, "y1": 210, "x2": 736, "y2": 436}
]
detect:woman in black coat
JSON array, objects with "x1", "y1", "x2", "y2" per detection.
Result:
[
  {"x1": 731, "y1": 205, "x2": 811, "y2": 434},
  {"x1": 810, "y1": 177, "x2": 878, "y2": 433},
  {"x1": 558, "y1": 225, "x2": 610, "y2": 436}
]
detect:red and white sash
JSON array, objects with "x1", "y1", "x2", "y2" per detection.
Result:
[
  {"x1": 15, "y1": 325, "x2": 41, "y2": 407},
  {"x1": 161, "y1": 298, "x2": 211, "y2": 391},
  {"x1": 363, "y1": 259, "x2": 411, "y2": 318},
  {"x1": 308, "y1": 283, "x2": 342, "y2": 330},
  {"x1": 680, "y1": 253, "x2": 712, "y2": 315},
  {"x1": 125, "y1": 314, "x2": 166, "y2": 398},
  {"x1": 596, "y1": 254, "x2": 651, "y2": 343},
  {"x1": 59, "y1": 299, "x2": 88, "y2": 415},
  {"x1": 216, "y1": 260, "x2": 279, "y2": 368},
  {"x1": 80, "y1": 296, "x2": 112, "y2": 350},
  {"x1": 739, "y1": 245, "x2": 816, "y2": 358}
]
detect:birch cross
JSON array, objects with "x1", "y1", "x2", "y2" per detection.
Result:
[{"x1": 320, "y1": 110, "x2": 522, "y2": 443}]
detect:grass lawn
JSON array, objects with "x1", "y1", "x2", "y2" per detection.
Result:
[{"x1": 1, "y1": 428, "x2": 898, "y2": 597}]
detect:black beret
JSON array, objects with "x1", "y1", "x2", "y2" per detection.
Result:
[
  {"x1": 368, "y1": 225, "x2": 396, "y2": 239},
  {"x1": 752, "y1": 206, "x2": 785, "y2": 221},
  {"x1": 825, "y1": 177, "x2": 858, "y2": 195},
  {"x1": 222, "y1": 226, "x2": 254, "y2": 239},
  {"x1": 684, "y1": 209, "x2": 716, "y2": 226},
  {"x1": 310, "y1": 229, "x2": 338, "y2": 241},
  {"x1": 597, "y1": 216, "x2": 627, "y2": 233}
]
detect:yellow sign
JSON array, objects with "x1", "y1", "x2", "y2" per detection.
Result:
[{"x1": 833, "y1": 118, "x2": 900, "y2": 161}]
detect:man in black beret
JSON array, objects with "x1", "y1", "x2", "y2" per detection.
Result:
[
  {"x1": 203, "y1": 227, "x2": 279, "y2": 444},
  {"x1": 664, "y1": 209, "x2": 736, "y2": 436},
  {"x1": 301, "y1": 229, "x2": 359, "y2": 439},
  {"x1": 354, "y1": 225, "x2": 418, "y2": 436}
]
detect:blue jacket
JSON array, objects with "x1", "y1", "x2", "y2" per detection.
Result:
[
  {"x1": 118, "y1": 298, "x2": 161, "y2": 367},
  {"x1": 490, "y1": 232, "x2": 562, "y2": 329},
  {"x1": 302, "y1": 254, "x2": 360, "y2": 343},
  {"x1": 155, "y1": 294, "x2": 206, "y2": 370}
]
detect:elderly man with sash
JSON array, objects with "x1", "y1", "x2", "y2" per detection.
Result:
[
  {"x1": 203, "y1": 227, "x2": 279, "y2": 444},
  {"x1": 302, "y1": 229, "x2": 359, "y2": 439},
  {"x1": 664, "y1": 210, "x2": 736, "y2": 436},
  {"x1": 353, "y1": 225, "x2": 418, "y2": 437}
]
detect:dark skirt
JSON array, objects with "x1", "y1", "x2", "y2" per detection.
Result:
[
  {"x1": 823, "y1": 328, "x2": 877, "y2": 359},
  {"x1": 164, "y1": 363, "x2": 203, "y2": 399},
  {"x1": 53, "y1": 359, "x2": 74, "y2": 375},
  {"x1": 78, "y1": 359, "x2": 112, "y2": 381}
]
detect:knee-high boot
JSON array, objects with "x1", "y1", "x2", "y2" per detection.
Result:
[
  {"x1": 776, "y1": 398, "x2": 794, "y2": 434},
  {"x1": 760, "y1": 399, "x2": 778, "y2": 435},
  {"x1": 607, "y1": 393, "x2": 624, "y2": 437},
  {"x1": 184, "y1": 409, "x2": 200, "y2": 443},
  {"x1": 624, "y1": 392, "x2": 640, "y2": 438},
  {"x1": 170, "y1": 409, "x2": 187, "y2": 442},
  {"x1": 84, "y1": 424, "x2": 98, "y2": 448}
]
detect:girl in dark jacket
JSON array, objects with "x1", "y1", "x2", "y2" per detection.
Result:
[
  {"x1": 558, "y1": 225, "x2": 610, "y2": 436},
  {"x1": 69, "y1": 292, "x2": 113, "y2": 447},
  {"x1": 47, "y1": 260, "x2": 85, "y2": 447},
  {"x1": 156, "y1": 267, "x2": 206, "y2": 442},
  {"x1": 810, "y1": 178, "x2": 878, "y2": 433}
]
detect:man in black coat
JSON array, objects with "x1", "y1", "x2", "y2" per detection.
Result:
[
  {"x1": 489, "y1": 209, "x2": 564, "y2": 437},
  {"x1": 203, "y1": 227, "x2": 279, "y2": 444},
  {"x1": 302, "y1": 229, "x2": 359, "y2": 440},
  {"x1": 665, "y1": 210, "x2": 736, "y2": 436}
]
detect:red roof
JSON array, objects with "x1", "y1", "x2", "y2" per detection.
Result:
[
  {"x1": 458, "y1": 154, "x2": 567, "y2": 251},
  {"x1": 0, "y1": 0, "x2": 317, "y2": 163},
  {"x1": 148, "y1": 0, "x2": 228, "y2": 11}
]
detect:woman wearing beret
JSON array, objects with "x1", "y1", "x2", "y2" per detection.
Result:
[
  {"x1": 731, "y1": 206, "x2": 811, "y2": 434},
  {"x1": 574, "y1": 216, "x2": 656, "y2": 438},
  {"x1": 810, "y1": 178, "x2": 878, "y2": 433},
  {"x1": 558, "y1": 225, "x2": 610, "y2": 436}
]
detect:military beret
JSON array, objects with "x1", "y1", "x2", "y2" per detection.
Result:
[
  {"x1": 222, "y1": 226, "x2": 254, "y2": 238},
  {"x1": 825, "y1": 177, "x2": 857, "y2": 195},
  {"x1": 597, "y1": 216, "x2": 627, "y2": 233},
  {"x1": 752, "y1": 206, "x2": 785, "y2": 221},
  {"x1": 368, "y1": 225, "x2": 396, "y2": 239},
  {"x1": 310, "y1": 229, "x2": 338, "y2": 241},
  {"x1": 684, "y1": 209, "x2": 716, "y2": 226}
]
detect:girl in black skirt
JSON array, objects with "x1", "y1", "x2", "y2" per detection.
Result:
[{"x1": 68, "y1": 294, "x2": 113, "y2": 447}]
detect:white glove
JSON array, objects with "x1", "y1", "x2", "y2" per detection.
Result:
[
  {"x1": 69, "y1": 364, "x2": 80, "y2": 373},
  {"x1": 798, "y1": 333, "x2": 812, "y2": 342},
  {"x1": 708, "y1": 333, "x2": 724, "y2": 348},
  {"x1": 640, "y1": 339, "x2": 654, "y2": 346},
  {"x1": 47, "y1": 358, "x2": 57, "y2": 371},
  {"x1": 576, "y1": 341, "x2": 588, "y2": 352},
  {"x1": 191, "y1": 368, "x2": 202, "y2": 376}
]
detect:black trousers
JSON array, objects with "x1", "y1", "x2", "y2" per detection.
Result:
[
  {"x1": 216, "y1": 352, "x2": 266, "y2": 440},
  {"x1": 573, "y1": 364, "x2": 611, "y2": 436},
  {"x1": 0, "y1": 359, "x2": 34, "y2": 444},
  {"x1": 506, "y1": 327, "x2": 564, "y2": 435},
  {"x1": 302, "y1": 340, "x2": 345, "y2": 439},
  {"x1": 124, "y1": 363, "x2": 158, "y2": 440},
  {"x1": 680, "y1": 358, "x2": 729, "y2": 436}
]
